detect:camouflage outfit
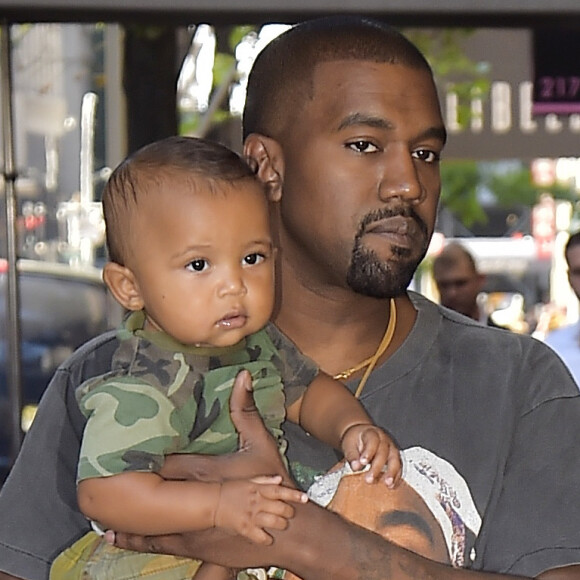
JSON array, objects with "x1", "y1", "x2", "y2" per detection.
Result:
[{"x1": 51, "y1": 310, "x2": 318, "y2": 580}]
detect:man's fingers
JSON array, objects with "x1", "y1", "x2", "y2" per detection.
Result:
[
  {"x1": 229, "y1": 370, "x2": 292, "y2": 484},
  {"x1": 230, "y1": 370, "x2": 255, "y2": 413},
  {"x1": 115, "y1": 531, "x2": 159, "y2": 553},
  {"x1": 229, "y1": 370, "x2": 266, "y2": 451}
]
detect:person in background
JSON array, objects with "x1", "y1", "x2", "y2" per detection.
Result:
[
  {"x1": 544, "y1": 230, "x2": 580, "y2": 387},
  {"x1": 2, "y1": 14, "x2": 580, "y2": 580},
  {"x1": 432, "y1": 242, "x2": 504, "y2": 328}
]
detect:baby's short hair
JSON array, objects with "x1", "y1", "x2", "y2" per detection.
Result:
[{"x1": 102, "y1": 136, "x2": 257, "y2": 265}]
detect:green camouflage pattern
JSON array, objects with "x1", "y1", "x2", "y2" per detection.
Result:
[
  {"x1": 51, "y1": 532, "x2": 288, "y2": 580},
  {"x1": 77, "y1": 313, "x2": 318, "y2": 481},
  {"x1": 59, "y1": 313, "x2": 318, "y2": 580},
  {"x1": 50, "y1": 531, "x2": 202, "y2": 580}
]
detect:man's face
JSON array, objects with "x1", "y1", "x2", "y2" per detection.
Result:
[
  {"x1": 275, "y1": 60, "x2": 446, "y2": 298},
  {"x1": 125, "y1": 178, "x2": 275, "y2": 347},
  {"x1": 567, "y1": 244, "x2": 580, "y2": 301},
  {"x1": 328, "y1": 471, "x2": 450, "y2": 564},
  {"x1": 433, "y1": 258, "x2": 484, "y2": 319}
]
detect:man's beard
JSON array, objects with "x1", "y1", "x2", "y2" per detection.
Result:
[{"x1": 346, "y1": 208, "x2": 429, "y2": 299}]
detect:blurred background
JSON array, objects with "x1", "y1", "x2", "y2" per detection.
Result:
[{"x1": 1, "y1": 0, "x2": 580, "y2": 482}]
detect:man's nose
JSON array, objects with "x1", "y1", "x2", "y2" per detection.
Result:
[{"x1": 378, "y1": 148, "x2": 424, "y2": 203}]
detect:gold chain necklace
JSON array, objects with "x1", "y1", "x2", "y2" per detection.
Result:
[{"x1": 333, "y1": 298, "x2": 397, "y2": 398}]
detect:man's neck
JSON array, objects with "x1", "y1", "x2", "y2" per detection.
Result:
[{"x1": 273, "y1": 275, "x2": 416, "y2": 377}]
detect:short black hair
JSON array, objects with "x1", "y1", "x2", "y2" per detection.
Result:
[
  {"x1": 243, "y1": 15, "x2": 432, "y2": 140},
  {"x1": 102, "y1": 136, "x2": 257, "y2": 264}
]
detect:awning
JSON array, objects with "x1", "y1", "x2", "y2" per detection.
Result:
[{"x1": 0, "y1": 0, "x2": 579, "y2": 27}]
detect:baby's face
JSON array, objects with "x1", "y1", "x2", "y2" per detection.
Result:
[{"x1": 128, "y1": 177, "x2": 275, "y2": 348}]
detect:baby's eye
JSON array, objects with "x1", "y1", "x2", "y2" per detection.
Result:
[
  {"x1": 186, "y1": 259, "x2": 208, "y2": 272},
  {"x1": 346, "y1": 140, "x2": 380, "y2": 154},
  {"x1": 412, "y1": 149, "x2": 440, "y2": 163},
  {"x1": 243, "y1": 253, "x2": 265, "y2": 266}
]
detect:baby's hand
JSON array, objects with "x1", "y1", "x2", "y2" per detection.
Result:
[
  {"x1": 214, "y1": 475, "x2": 308, "y2": 545},
  {"x1": 341, "y1": 424, "x2": 402, "y2": 487}
]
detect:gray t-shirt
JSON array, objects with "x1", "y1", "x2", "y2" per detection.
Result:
[{"x1": 1, "y1": 292, "x2": 580, "y2": 578}]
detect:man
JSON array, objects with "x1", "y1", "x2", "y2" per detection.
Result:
[
  {"x1": 544, "y1": 231, "x2": 580, "y2": 386},
  {"x1": 432, "y1": 242, "x2": 501, "y2": 327},
  {"x1": 2, "y1": 15, "x2": 580, "y2": 580}
]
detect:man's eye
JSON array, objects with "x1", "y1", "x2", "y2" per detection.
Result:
[
  {"x1": 186, "y1": 259, "x2": 208, "y2": 272},
  {"x1": 346, "y1": 140, "x2": 379, "y2": 153},
  {"x1": 244, "y1": 253, "x2": 265, "y2": 266},
  {"x1": 413, "y1": 149, "x2": 440, "y2": 163}
]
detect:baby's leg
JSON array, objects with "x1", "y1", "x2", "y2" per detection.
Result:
[
  {"x1": 194, "y1": 562, "x2": 236, "y2": 580},
  {"x1": 52, "y1": 531, "x2": 206, "y2": 580}
]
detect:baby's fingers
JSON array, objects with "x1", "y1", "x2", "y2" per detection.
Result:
[
  {"x1": 244, "y1": 507, "x2": 297, "y2": 545},
  {"x1": 255, "y1": 509, "x2": 295, "y2": 532},
  {"x1": 362, "y1": 433, "x2": 391, "y2": 483},
  {"x1": 254, "y1": 479, "x2": 308, "y2": 505},
  {"x1": 244, "y1": 526, "x2": 275, "y2": 546},
  {"x1": 381, "y1": 446, "x2": 403, "y2": 488}
]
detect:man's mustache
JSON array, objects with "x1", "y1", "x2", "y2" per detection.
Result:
[{"x1": 356, "y1": 206, "x2": 428, "y2": 240}]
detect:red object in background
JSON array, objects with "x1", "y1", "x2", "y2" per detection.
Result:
[{"x1": 22, "y1": 215, "x2": 45, "y2": 231}]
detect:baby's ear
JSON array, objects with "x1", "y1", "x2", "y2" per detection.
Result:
[{"x1": 103, "y1": 262, "x2": 144, "y2": 311}]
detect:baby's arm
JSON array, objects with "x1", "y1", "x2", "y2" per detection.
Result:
[
  {"x1": 78, "y1": 471, "x2": 307, "y2": 545},
  {"x1": 286, "y1": 372, "x2": 401, "y2": 486}
]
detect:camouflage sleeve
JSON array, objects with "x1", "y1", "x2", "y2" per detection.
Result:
[
  {"x1": 76, "y1": 375, "x2": 191, "y2": 481},
  {"x1": 264, "y1": 323, "x2": 319, "y2": 407}
]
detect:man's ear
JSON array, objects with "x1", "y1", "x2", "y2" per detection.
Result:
[
  {"x1": 243, "y1": 133, "x2": 284, "y2": 202},
  {"x1": 103, "y1": 262, "x2": 144, "y2": 311}
]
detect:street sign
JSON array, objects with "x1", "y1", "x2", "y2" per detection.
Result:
[{"x1": 533, "y1": 28, "x2": 580, "y2": 115}]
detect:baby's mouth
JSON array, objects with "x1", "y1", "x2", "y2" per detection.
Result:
[{"x1": 217, "y1": 311, "x2": 248, "y2": 329}]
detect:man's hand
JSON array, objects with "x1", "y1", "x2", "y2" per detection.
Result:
[
  {"x1": 341, "y1": 424, "x2": 402, "y2": 487},
  {"x1": 214, "y1": 475, "x2": 308, "y2": 545},
  {"x1": 159, "y1": 369, "x2": 292, "y2": 485},
  {"x1": 228, "y1": 369, "x2": 294, "y2": 486}
]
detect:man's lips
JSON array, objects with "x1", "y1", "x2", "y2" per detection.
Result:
[{"x1": 363, "y1": 215, "x2": 421, "y2": 245}]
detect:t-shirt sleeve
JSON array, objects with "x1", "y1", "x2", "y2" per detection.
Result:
[
  {"x1": 265, "y1": 323, "x2": 319, "y2": 407},
  {"x1": 77, "y1": 374, "x2": 188, "y2": 481},
  {"x1": 0, "y1": 332, "x2": 117, "y2": 580},
  {"x1": 474, "y1": 339, "x2": 580, "y2": 576}
]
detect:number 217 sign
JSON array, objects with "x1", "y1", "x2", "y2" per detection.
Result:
[{"x1": 533, "y1": 28, "x2": 580, "y2": 115}]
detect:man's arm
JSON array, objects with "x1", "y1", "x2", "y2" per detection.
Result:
[
  {"x1": 116, "y1": 514, "x2": 580, "y2": 580},
  {"x1": 115, "y1": 372, "x2": 580, "y2": 580}
]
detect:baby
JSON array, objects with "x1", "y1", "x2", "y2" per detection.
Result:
[{"x1": 51, "y1": 136, "x2": 401, "y2": 580}]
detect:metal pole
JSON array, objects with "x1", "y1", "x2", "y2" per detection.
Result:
[{"x1": 1, "y1": 21, "x2": 23, "y2": 463}]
